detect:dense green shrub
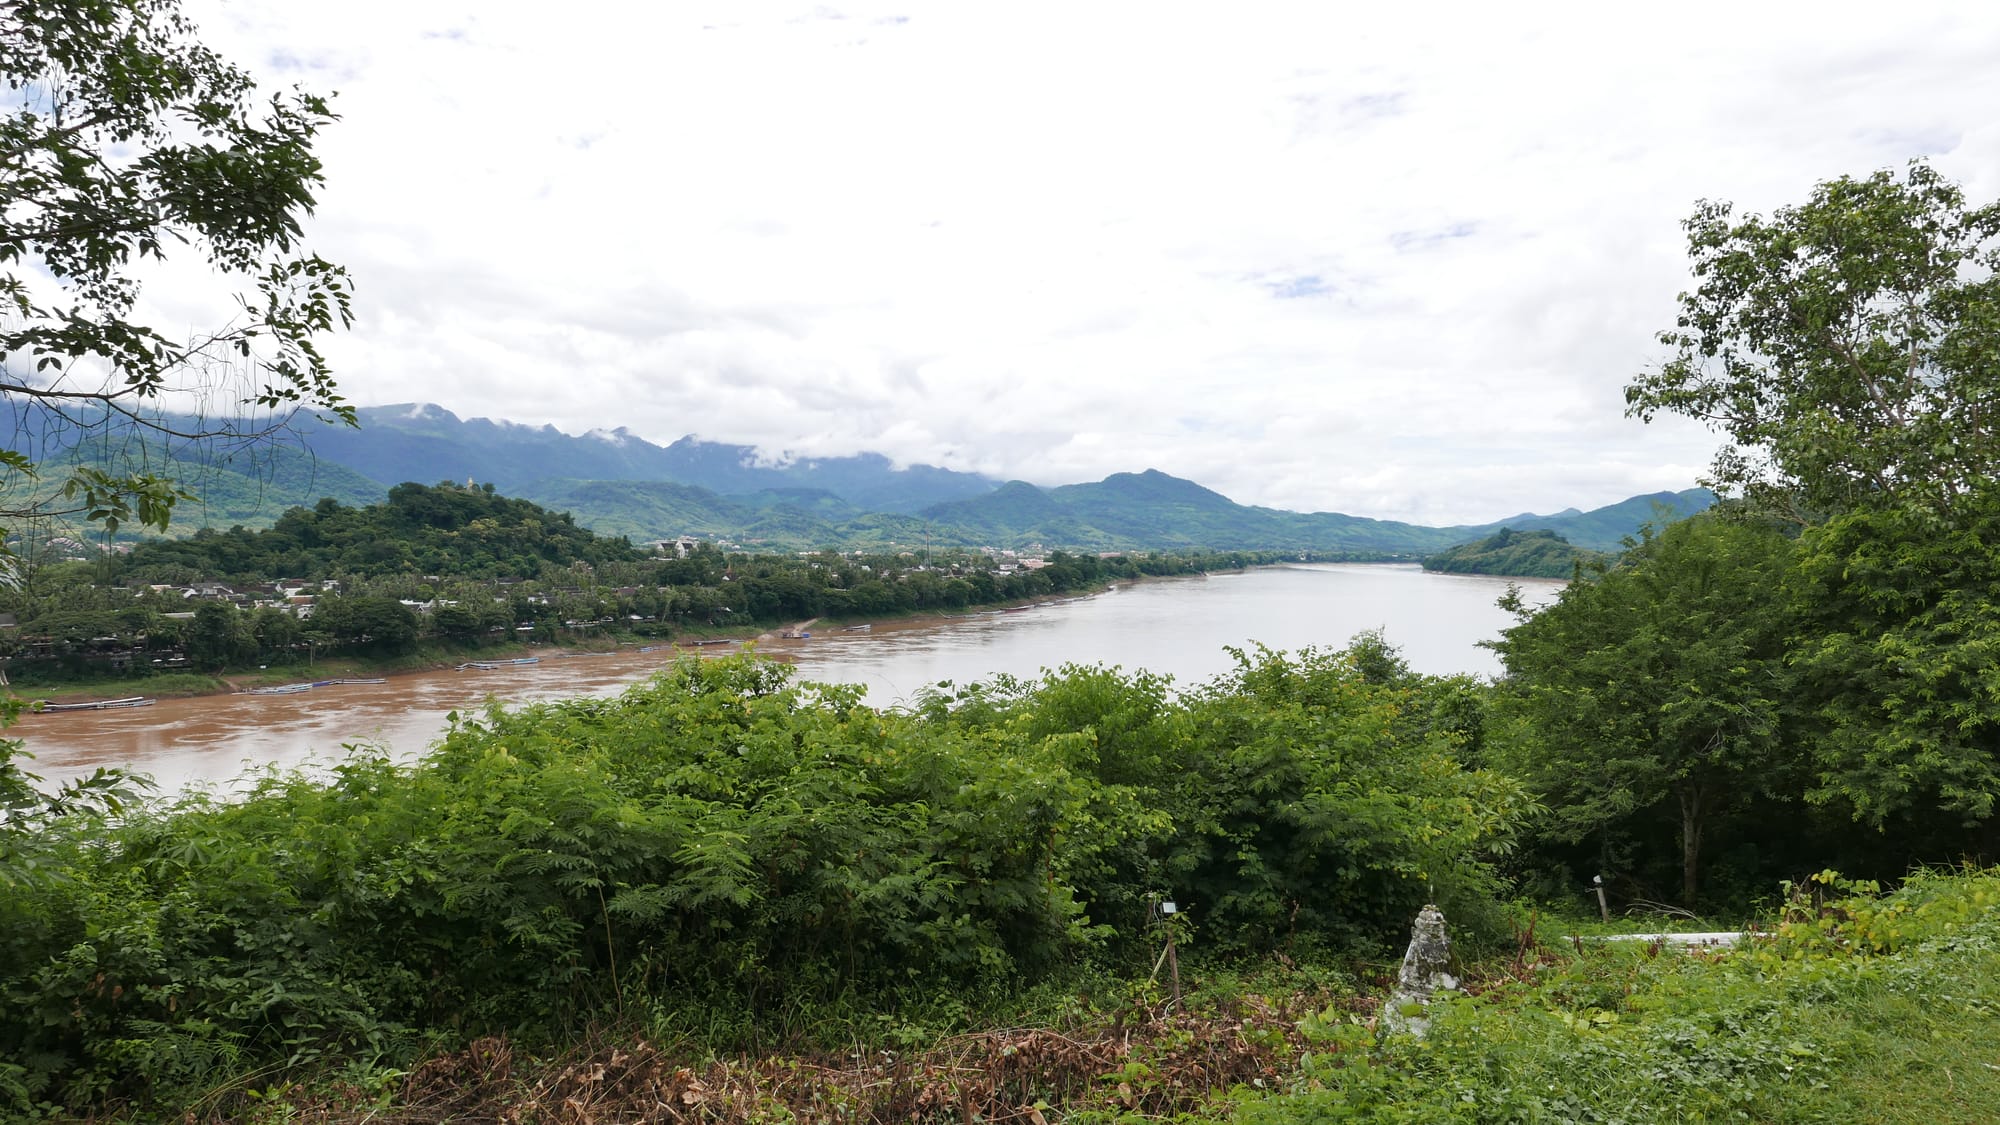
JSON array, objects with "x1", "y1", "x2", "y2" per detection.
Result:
[
  {"x1": 0, "y1": 645, "x2": 1525, "y2": 1114},
  {"x1": 918, "y1": 642, "x2": 1532, "y2": 957}
]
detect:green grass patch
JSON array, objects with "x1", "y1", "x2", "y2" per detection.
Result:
[
  {"x1": 22, "y1": 671, "x2": 229, "y2": 702},
  {"x1": 1233, "y1": 867, "x2": 2000, "y2": 1124}
]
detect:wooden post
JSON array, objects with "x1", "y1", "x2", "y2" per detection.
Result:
[{"x1": 1151, "y1": 897, "x2": 1184, "y2": 1011}]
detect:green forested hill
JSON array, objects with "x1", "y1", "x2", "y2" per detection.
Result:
[
  {"x1": 1485, "y1": 488, "x2": 1717, "y2": 549},
  {"x1": 918, "y1": 471, "x2": 1712, "y2": 555},
  {"x1": 122, "y1": 481, "x2": 642, "y2": 578},
  {"x1": 513, "y1": 479, "x2": 782, "y2": 541},
  {"x1": 1422, "y1": 527, "x2": 1603, "y2": 577},
  {"x1": 514, "y1": 478, "x2": 935, "y2": 550},
  {"x1": 521, "y1": 471, "x2": 1713, "y2": 556}
]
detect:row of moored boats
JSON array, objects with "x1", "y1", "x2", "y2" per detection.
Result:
[{"x1": 247, "y1": 678, "x2": 388, "y2": 696}]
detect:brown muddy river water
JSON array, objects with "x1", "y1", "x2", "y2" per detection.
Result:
[{"x1": 21, "y1": 564, "x2": 1558, "y2": 792}]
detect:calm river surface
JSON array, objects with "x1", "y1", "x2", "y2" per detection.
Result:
[{"x1": 22, "y1": 564, "x2": 1557, "y2": 792}]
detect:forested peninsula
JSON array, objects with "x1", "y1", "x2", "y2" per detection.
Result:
[{"x1": 1420, "y1": 527, "x2": 1603, "y2": 578}]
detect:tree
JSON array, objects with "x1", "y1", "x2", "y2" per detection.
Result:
[
  {"x1": 0, "y1": 0, "x2": 353, "y2": 547},
  {"x1": 428, "y1": 601, "x2": 486, "y2": 642},
  {"x1": 308, "y1": 594, "x2": 417, "y2": 656},
  {"x1": 185, "y1": 599, "x2": 247, "y2": 670},
  {"x1": 1629, "y1": 163, "x2": 2000, "y2": 851},
  {"x1": 1489, "y1": 514, "x2": 1796, "y2": 908},
  {"x1": 1788, "y1": 490, "x2": 2000, "y2": 832},
  {"x1": 1627, "y1": 162, "x2": 2000, "y2": 519}
]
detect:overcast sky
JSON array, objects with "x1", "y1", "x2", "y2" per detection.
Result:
[{"x1": 166, "y1": 1, "x2": 2000, "y2": 525}]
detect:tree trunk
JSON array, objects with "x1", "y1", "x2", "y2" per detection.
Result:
[{"x1": 1677, "y1": 785, "x2": 1704, "y2": 910}]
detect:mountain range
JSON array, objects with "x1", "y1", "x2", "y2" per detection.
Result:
[
  {"x1": 314, "y1": 404, "x2": 1001, "y2": 514},
  {"x1": 1, "y1": 400, "x2": 1715, "y2": 555}
]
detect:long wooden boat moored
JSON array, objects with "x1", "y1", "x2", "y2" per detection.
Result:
[
  {"x1": 457, "y1": 657, "x2": 543, "y2": 671},
  {"x1": 37, "y1": 696, "x2": 156, "y2": 713},
  {"x1": 247, "y1": 677, "x2": 388, "y2": 696}
]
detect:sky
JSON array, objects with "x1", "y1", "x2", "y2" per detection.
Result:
[{"x1": 150, "y1": 0, "x2": 2000, "y2": 525}]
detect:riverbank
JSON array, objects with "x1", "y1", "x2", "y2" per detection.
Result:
[
  {"x1": 11, "y1": 576, "x2": 1158, "y2": 708},
  {"x1": 12, "y1": 561, "x2": 1535, "y2": 712},
  {"x1": 16, "y1": 563, "x2": 1547, "y2": 794},
  {"x1": 19, "y1": 639, "x2": 688, "y2": 708}
]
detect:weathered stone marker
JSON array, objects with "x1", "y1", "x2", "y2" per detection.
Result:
[{"x1": 1379, "y1": 903, "x2": 1459, "y2": 1038}]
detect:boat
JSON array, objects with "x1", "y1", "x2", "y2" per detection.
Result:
[
  {"x1": 247, "y1": 677, "x2": 386, "y2": 696},
  {"x1": 37, "y1": 696, "x2": 156, "y2": 712},
  {"x1": 845, "y1": 623, "x2": 873, "y2": 632},
  {"x1": 458, "y1": 657, "x2": 543, "y2": 671}
]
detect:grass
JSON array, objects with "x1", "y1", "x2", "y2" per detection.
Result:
[
  {"x1": 22, "y1": 670, "x2": 230, "y2": 702},
  {"x1": 1233, "y1": 866, "x2": 2000, "y2": 1124}
]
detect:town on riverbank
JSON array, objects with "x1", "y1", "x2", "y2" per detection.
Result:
[{"x1": 4, "y1": 482, "x2": 1339, "y2": 704}]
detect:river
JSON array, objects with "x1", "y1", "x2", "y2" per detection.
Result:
[{"x1": 18, "y1": 564, "x2": 1558, "y2": 793}]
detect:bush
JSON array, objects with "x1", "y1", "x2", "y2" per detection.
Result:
[{"x1": 0, "y1": 645, "x2": 1529, "y2": 1115}]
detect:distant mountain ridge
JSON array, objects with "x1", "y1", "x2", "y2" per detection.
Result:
[
  {"x1": 523, "y1": 469, "x2": 1713, "y2": 556},
  {"x1": 316, "y1": 404, "x2": 1004, "y2": 514},
  {"x1": 0, "y1": 399, "x2": 1715, "y2": 555},
  {"x1": 907, "y1": 470, "x2": 1711, "y2": 554}
]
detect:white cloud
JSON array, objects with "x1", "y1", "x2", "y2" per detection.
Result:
[{"x1": 149, "y1": 0, "x2": 2000, "y2": 523}]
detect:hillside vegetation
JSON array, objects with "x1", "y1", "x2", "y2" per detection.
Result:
[
  {"x1": 1422, "y1": 527, "x2": 1604, "y2": 578},
  {"x1": 123, "y1": 480, "x2": 644, "y2": 579}
]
